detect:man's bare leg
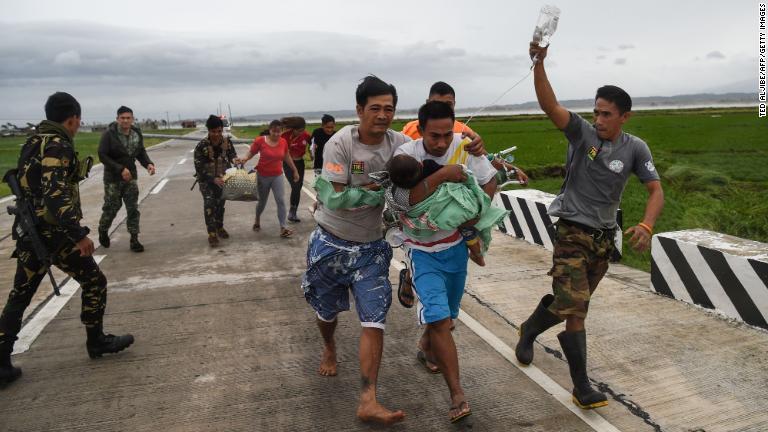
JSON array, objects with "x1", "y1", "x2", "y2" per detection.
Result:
[
  {"x1": 418, "y1": 327, "x2": 439, "y2": 372},
  {"x1": 317, "y1": 318, "x2": 338, "y2": 376},
  {"x1": 356, "y1": 327, "x2": 406, "y2": 425},
  {"x1": 429, "y1": 317, "x2": 470, "y2": 421}
]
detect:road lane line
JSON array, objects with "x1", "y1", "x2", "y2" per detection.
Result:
[
  {"x1": 457, "y1": 310, "x2": 622, "y2": 432},
  {"x1": 178, "y1": 158, "x2": 187, "y2": 165},
  {"x1": 13, "y1": 255, "x2": 107, "y2": 355},
  {"x1": 151, "y1": 178, "x2": 170, "y2": 194},
  {"x1": 389, "y1": 259, "x2": 621, "y2": 432},
  {"x1": 12, "y1": 147, "x2": 186, "y2": 350}
]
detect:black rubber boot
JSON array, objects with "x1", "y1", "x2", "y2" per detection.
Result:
[
  {"x1": 0, "y1": 339, "x2": 22, "y2": 386},
  {"x1": 287, "y1": 207, "x2": 300, "y2": 223},
  {"x1": 86, "y1": 325, "x2": 135, "y2": 359},
  {"x1": 557, "y1": 330, "x2": 608, "y2": 409},
  {"x1": 98, "y1": 229, "x2": 110, "y2": 248},
  {"x1": 129, "y1": 234, "x2": 144, "y2": 252},
  {"x1": 515, "y1": 294, "x2": 563, "y2": 365}
]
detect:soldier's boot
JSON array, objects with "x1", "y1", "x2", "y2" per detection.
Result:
[
  {"x1": 208, "y1": 232, "x2": 219, "y2": 247},
  {"x1": 129, "y1": 234, "x2": 144, "y2": 253},
  {"x1": 515, "y1": 294, "x2": 563, "y2": 365},
  {"x1": 86, "y1": 325, "x2": 134, "y2": 359},
  {"x1": 98, "y1": 229, "x2": 110, "y2": 248},
  {"x1": 217, "y1": 228, "x2": 229, "y2": 239},
  {"x1": 557, "y1": 330, "x2": 608, "y2": 409},
  {"x1": 0, "y1": 339, "x2": 22, "y2": 386}
]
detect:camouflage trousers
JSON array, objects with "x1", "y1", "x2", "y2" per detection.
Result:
[
  {"x1": 547, "y1": 220, "x2": 615, "y2": 319},
  {"x1": 98, "y1": 180, "x2": 140, "y2": 234},
  {"x1": 199, "y1": 181, "x2": 226, "y2": 234},
  {"x1": 0, "y1": 229, "x2": 107, "y2": 348}
]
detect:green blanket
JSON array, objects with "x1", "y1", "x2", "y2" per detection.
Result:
[
  {"x1": 313, "y1": 176, "x2": 384, "y2": 210},
  {"x1": 403, "y1": 174, "x2": 508, "y2": 255}
]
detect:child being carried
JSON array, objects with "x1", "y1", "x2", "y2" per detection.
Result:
[{"x1": 386, "y1": 154, "x2": 488, "y2": 266}]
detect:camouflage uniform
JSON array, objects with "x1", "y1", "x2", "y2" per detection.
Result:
[
  {"x1": 547, "y1": 220, "x2": 615, "y2": 319},
  {"x1": 193, "y1": 136, "x2": 237, "y2": 234},
  {"x1": 99, "y1": 180, "x2": 140, "y2": 234},
  {"x1": 0, "y1": 121, "x2": 107, "y2": 351},
  {"x1": 97, "y1": 122, "x2": 152, "y2": 235}
]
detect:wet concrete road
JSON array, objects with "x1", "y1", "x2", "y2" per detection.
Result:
[{"x1": 1, "y1": 133, "x2": 765, "y2": 431}]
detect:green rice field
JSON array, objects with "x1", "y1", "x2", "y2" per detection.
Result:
[{"x1": 236, "y1": 107, "x2": 767, "y2": 272}]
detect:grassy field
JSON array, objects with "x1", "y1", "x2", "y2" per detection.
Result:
[
  {"x1": 0, "y1": 128, "x2": 190, "y2": 196},
  {"x1": 237, "y1": 107, "x2": 767, "y2": 272}
]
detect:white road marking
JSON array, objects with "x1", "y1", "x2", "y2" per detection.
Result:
[
  {"x1": 13, "y1": 255, "x2": 107, "y2": 355},
  {"x1": 189, "y1": 149, "x2": 194, "y2": 153},
  {"x1": 302, "y1": 186, "x2": 316, "y2": 200},
  {"x1": 392, "y1": 257, "x2": 621, "y2": 431},
  {"x1": 151, "y1": 178, "x2": 169, "y2": 194},
  {"x1": 178, "y1": 158, "x2": 187, "y2": 165},
  {"x1": 300, "y1": 183, "x2": 621, "y2": 432},
  {"x1": 0, "y1": 195, "x2": 15, "y2": 204},
  {"x1": 457, "y1": 310, "x2": 622, "y2": 432}
]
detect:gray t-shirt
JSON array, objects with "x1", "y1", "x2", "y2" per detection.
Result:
[
  {"x1": 548, "y1": 112, "x2": 660, "y2": 229},
  {"x1": 314, "y1": 125, "x2": 411, "y2": 243}
]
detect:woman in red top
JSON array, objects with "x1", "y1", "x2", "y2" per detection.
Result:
[
  {"x1": 280, "y1": 116, "x2": 311, "y2": 222},
  {"x1": 240, "y1": 120, "x2": 300, "y2": 238}
]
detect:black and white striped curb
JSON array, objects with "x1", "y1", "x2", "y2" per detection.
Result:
[
  {"x1": 651, "y1": 229, "x2": 768, "y2": 330},
  {"x1": 492, "y1": 189, "x2": 623, "y2": 262}
]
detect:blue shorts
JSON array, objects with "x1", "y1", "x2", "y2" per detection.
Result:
[
  {"x1": 408, "y1": 242, "x2": 469, "y2": 325},
  {"x1": 302, "y1": 226, "x2": 393, "y2": 329}
]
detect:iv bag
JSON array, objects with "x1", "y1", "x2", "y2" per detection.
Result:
[{"x1": 532, "y1": 5, "x2": 560, "y2": 48}]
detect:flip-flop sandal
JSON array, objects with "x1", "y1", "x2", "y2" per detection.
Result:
[
  {"x1": 397, "y1": 267, "x2": 415, "y2": 309},
  {"x1": 416, "y1": 350, "x2": 440, "y2": 374},
  {"x1": 449, "y1": 401, "x2": 472, "y2": 423},
  {"x1": 280, "y1": 228, "x2": 293, "y2": 238}
]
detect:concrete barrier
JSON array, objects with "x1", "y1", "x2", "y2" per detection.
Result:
[
  {"x1": 651, "y1": 230, "x2": 768, "y2": 329},
  {"x1": 492, "y1": 189, "x2": 623, "y2": 261}
]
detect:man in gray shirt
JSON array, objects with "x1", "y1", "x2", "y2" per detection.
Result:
[
  {"x1": 301, "y1": 76, "x2": 485, "y2": 424},
  {"x1": 514, "y1": 41, "x2": 664, "y2": 410},
  {"x1": 303, "y1": 75, "x2": 481, "y2": 425}
]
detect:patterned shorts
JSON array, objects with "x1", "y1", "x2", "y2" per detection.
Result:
[{"x1": 302, "y1": 226, "x2": 393, "y2": 329}]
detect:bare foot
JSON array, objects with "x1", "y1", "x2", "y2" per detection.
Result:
[
  {"x1": 449, "y1": 394, "x2": 471, "y2": 423},
  {"x1": 357, "y1": 400, "x2": 406, "y2": 425},
  {"x1": 318, "y1": 343, "x2": 337, "y2": 376}
]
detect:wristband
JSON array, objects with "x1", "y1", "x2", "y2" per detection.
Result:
[
  {"x1": 637, "y1": 222, "x2": 653, "y2": 235},
  {"x1": 465, "y1": 237, "x2": 479, "y2": 246}
]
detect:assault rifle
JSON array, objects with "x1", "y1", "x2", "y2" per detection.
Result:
[{"x1": 3, "y1": 169, "x2": 60, "y2": 296}]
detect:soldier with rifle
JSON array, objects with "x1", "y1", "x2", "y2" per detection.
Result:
[{"x1": 0, "y1": 92, "x2": 134, "y2": 387}]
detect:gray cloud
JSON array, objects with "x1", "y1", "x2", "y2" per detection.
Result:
[
  {"x1": 614, "y1": 58, "x2": 627, "y2": 65},
  {"x1": 0, "y1": 21, "x2": 530, "y2": 120},
  {"x1": 706, "y1": 50, "x2": 726, "y2": 60},
  {"x1": 0, "y1": 22, "x2": 520, "y2": 88}
]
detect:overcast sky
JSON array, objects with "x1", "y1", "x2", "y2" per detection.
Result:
[{"x1": 0, "y1": 0, "x2": 758, "y2": 123}]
